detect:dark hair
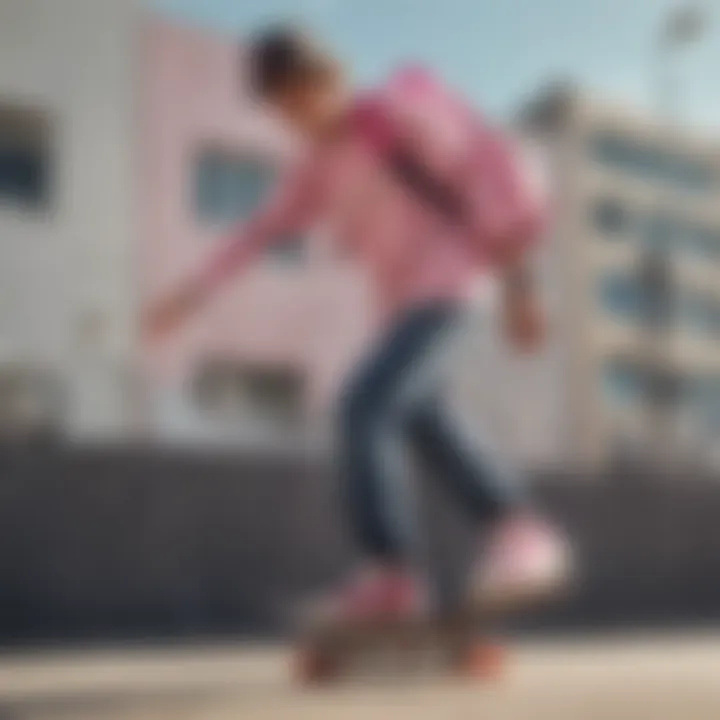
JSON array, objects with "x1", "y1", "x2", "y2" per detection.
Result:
[{"x1": 246, "y1": 27, "x2": 330, "y2": 99}]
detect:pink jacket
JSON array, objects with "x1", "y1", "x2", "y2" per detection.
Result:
[{"x1": 200, "y1": 67, "x2": 546, "y2": 321}]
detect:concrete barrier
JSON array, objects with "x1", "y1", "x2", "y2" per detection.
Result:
[{"x1": 1, "y1": 444, "x2": 719, "y2": 644}]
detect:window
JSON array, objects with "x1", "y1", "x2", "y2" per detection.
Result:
[
  {"x1": 195, "y1": 151, "x2": 274, "y2": 225},
  {"x1": 602, "y1": 360, "x2": 645, "y2": 405},
  {"x1": 595, "y1": 201, "x2": 720, "y2": 266},
  {"x1": 0, "y1": 104, "x2": 52, "y2": 210},
  {"x1": 194, "y1": 150, "x2": 305, "y2": 263},
  {"x1": 603, "y1": 360, "x2": 683, "y2": 409},
  {"x1": 681, "y1": 375, "x2": 720, "y2": 433},
  {"x1": 593, "y1": 198, "x2": 631, "y2": 237},
  {"x1": 599, "y1": 273, "x2": 645, "y2": 321},
  {"x1": 193, "y1": 362, "x2": 305, "y2": 425},
  {"x1": 701, "y1": 377, "x2": 720, "y2": 431},
  {"x1": 679, "y1": 291, "x2": 720, "y2": 337},
  {"x1": 641, "y1": 214, "x2": 677, "y2": 254},
  {"x1": 601, "y1": 272, "x2": 720, "y2": 337},
  {"x1": 591, "y1": 131, "x2": 715, "y2": 193},
  {"x1": 0, "y1": 367, "x2": 63, "y2": 439},
  {"x1": 689, "y1": 226, "x2": 720, "y2": 260},
  {"x1": 600, "y1": 263, "x2": 679, "y2": 328},
  {"x1": 632, "y1": 213, "x2": 720, "y2": 263}
]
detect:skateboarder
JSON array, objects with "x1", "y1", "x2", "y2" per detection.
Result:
[{"x1": 145, "y1": 27, "x2": 572, "y2": 632}]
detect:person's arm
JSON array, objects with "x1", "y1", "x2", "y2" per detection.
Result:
[
  {"x1": 462, "y1": 117, "x2": 549, "y2": 353},
  {"x1": 144, "y1": 161, "x2": 317, "y2": 340}
]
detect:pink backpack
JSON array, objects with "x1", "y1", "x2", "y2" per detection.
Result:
[{"x1": 351, "y1": 67, "x2": 548, "y2": 264}]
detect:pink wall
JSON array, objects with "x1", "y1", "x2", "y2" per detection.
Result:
[{"x1": 139, "y1": 18, "x2": 373, "y2": 411}]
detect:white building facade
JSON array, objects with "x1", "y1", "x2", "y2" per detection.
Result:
[{"x1": 0, "y1": 0, "x2": 140, "y2": 439}]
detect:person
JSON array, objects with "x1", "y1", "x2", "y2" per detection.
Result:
[{"x1": 145, "y1": 27, "x2": 572, "y2": 628}]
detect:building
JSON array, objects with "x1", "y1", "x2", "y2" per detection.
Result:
[
  {"x1": 521, "y1": 84, "x2": 720, "y2": 469},
  {"x1": 139, "y1": 19, "x2": 373, "y2": 452},
  {"x1": 0, "y1": 0, "x2": 139, "y2": 439},
  {"x1": 136, "y1": 19, "x2": 575, "y2": 465},
  {"x1": 0, "y1": 4, "x2": 573, "y2": 468},
  {"x1": 0, "y1": 5, "x2": 374, "y2": 451}
]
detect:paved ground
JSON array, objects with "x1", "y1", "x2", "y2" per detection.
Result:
[{"x1": 1, "y1": 634, "x2": 719, "y2": 720}]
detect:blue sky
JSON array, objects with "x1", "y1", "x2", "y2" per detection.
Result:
[{"x1": 153, "y1": 0, "x2": 719, "y2": 128}]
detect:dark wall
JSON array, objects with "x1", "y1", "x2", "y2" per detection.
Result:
[{"x1": 1, "y1": 444, "x2": 720, "y2": 645}]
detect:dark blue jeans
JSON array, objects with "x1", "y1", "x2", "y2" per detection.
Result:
[{"x1": 339, "y1": 301, "x2": 526, "y2": 563}]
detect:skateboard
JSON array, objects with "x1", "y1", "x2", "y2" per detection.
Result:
[
  {"x1": 293, "y1": 574, "x2": 570, "y2": 685},
  {"x1": 293, "y1": 601, "x2": 510, "y2": 684}
]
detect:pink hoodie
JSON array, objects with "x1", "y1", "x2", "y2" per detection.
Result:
[{"x1": 200, "y1": 67, "x2": 546, "y2": 321}]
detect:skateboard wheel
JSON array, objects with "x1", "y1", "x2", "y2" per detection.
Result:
[
  {"x1": 294, "y1": 645, "x2": 341, "y2": 685},
  {"x1": 458, "y1": 641, "x2": 507, "y2": 681}
]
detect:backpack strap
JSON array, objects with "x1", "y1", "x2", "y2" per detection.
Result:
[{"x1": 350, "y1": 96, "x2": 469, "y2": 226}]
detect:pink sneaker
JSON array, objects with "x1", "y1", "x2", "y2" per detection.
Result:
[
  {"x1": 301, "y1": 565, "x2": 429, "y2": 632},
  {"x1": 469, "y1": 514, "x2": 573, "y2": 611}
]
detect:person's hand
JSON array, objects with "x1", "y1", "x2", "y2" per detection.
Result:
[
  {"x1": 143, "y1": 282, "x2": 204, "y2": 343},
  {"x1": 502, "y1": 286, "x2": 546, "y2": 354}
]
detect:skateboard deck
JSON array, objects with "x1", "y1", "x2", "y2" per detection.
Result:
[
  {"x1": 294, "y1": 601, "x2": 510, "y2": 684},
  {"x1": 293, "y1": 576, "x2": 571, "y2": 684}
]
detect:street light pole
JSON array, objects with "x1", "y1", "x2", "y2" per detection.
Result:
[
  {"x1": 642, "y1": 5, "x2": 708, "y2": 462},
  {"x1": 657, "y1": 5, "x2": 706, "y2": 124}
]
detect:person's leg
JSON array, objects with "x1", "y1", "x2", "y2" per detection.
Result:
[
  {"x1": 304, "y1": 302, "x2": 459, "y2": 626},
  {"x1": 403, "y1": 326, "x2": 572, "y2": 607},
  {"x1": 339, "y1": 303, "x2": 459, "y2": 565},
  {"x1": 407, "y1": 397, "x2": 527, "y2": 524}
]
